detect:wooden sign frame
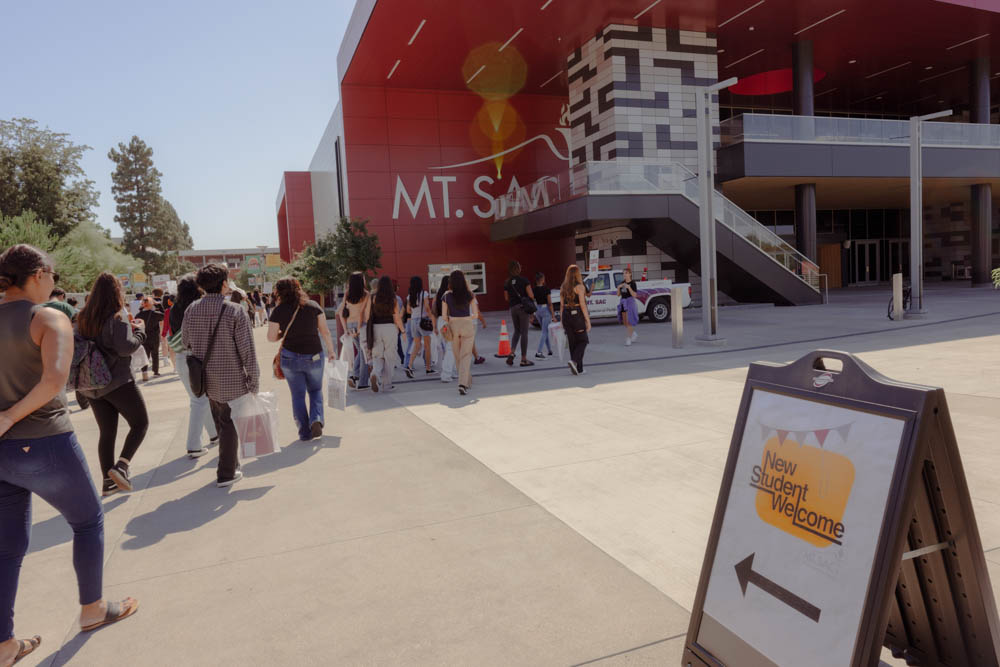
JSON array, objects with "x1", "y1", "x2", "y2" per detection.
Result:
[{"x1": 682, "y1": 350, "x2": 1000, "y2": 666}]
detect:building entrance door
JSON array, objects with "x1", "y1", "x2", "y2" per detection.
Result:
[
  {"x1": 887, "y1": 239, "x2": 910, "y2": 280},
  {"x1": 852, "y1": 239, "x2": 880, "y2": 286}
]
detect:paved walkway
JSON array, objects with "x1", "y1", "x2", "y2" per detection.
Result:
[{"x1": 15, "y1": 284, "x2": 1000, "y2": 665}]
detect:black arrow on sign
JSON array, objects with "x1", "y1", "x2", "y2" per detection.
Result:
[{"x1": 735, "y1": 553, "x2": 821, "y2": 623}]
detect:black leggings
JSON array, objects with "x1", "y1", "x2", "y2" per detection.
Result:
[
  {"x1": 565, "y1": 324, "x2": 589, "y2": 371},
  {"x1": 88, "y1": 381, "x2": 149, "y2": 477},
  {"x1": 509, "y1": 304, "x2": 529, "y2": 357},
  {"x1": 142, "y1": 340, "x2": 159, "y2": 375}
]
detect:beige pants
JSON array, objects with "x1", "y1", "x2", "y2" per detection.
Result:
[
  {"x1": 370, "y1": 323, "x2": 399, "y2": 390},
  {"x1": 449, "y1": 317, "x2": 476, "y2": 387}
]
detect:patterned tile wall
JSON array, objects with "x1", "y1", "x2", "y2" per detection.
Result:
[{"x1": 567, "y1": 24, "x2": 719, "y2": 170}]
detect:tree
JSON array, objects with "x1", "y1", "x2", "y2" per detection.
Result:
[
  {"x1": 108, "y1": 137, "x2": 193, "y2": 275},
  {"x1": 0, "y1": 210, "x2": 56, "y2": 252},
  {"x1": 0, "y1": 118, "x2": 99, "y2": 237},
  {"x1": 293, "y1": 217, "x2": 382, "y2": 303},
  {"x1": 51, "y1": 220, "x2": 143, "y2": 292}
]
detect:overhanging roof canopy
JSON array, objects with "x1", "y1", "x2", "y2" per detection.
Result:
[{"x1": 339, "y1": 0, "x2": 1000, "y2": 115}]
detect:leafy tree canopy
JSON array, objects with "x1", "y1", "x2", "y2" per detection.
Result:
[
  {"x1": 108, "y1": 136, "x2": 192, "y2": 274},
  {"x1": 52, "y1": 220, "x2": 143, "y2": 292},
  {"x1": 0, "y1": 118, "x2": 99, "y2": 237},
  {"x1": 291, "y1": 217, "x2": 382, "y2": 300},
  {"x1": 0, "y1": 210, "x2": 57, "y2": 252}
]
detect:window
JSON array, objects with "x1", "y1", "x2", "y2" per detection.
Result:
[
  {"x1": 613, "y1": 272, "x2": 624, "y2": 286},
  {"x1": 591, "y1": 274, "x2": 611, "y2": 291},
  {"x1": 334, "y1": 136, "x2": 345, "y2": 219},
  {"x1": 775, "y1": 210, "x2": 795, "y2": 238},
  {"x1": 817, "y1": 210, "x2": 834, "y2": 235},
  {"x1": 850, "y1": 210, "x2": 867, "y2": 239}
]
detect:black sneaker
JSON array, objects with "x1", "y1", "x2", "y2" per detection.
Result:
[
  {"x1": 208, "y1": 436, "x2": 219, "y2": 448},
  {"x1": 459, "y1": 385, "x2": 468, "y2": 395},
  {"x1": 187, "y1": 447, "x2": 208, "y2": 459},
  {"x1": 101, "y1": 478, "x2": 119, "y2": 498},
  {"x1": 506, "y1": 354, "x2": 514, "y2": 366},
  {"x1": 347, "y1": 376, "x2": 357, "y2": 389},
  {"x1": 217, "y1": 470, "x2": 243, "y2": 488},
  {"x1": 535, "y1": 353, "x2": 545, "y2": 359},
  {"x1": 404, "y1": 367, "x2": 415, "y2": 379},
  {"x1": 310, "y1": 421, "x2": 324, "y2": 439},
  {"x1": 108, "y1": 462, "x2": 132, "y2": 491},
  {"x1": 425, "y1": 368, "x2": 436, "y2": 374}
]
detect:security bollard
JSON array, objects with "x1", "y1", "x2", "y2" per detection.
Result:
[
  {"x1": 671, "y1": 285, "x2": 684, "y2": 348},
  {"x1": 892, "y1": 273, "x2": 904, "y2": 321}
]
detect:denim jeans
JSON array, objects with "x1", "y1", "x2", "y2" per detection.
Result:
[
  {"x1": 175, "y1": 351, "x2": 218, "y2": 452},
  {"x1": 436, "y1": 316, "x2": 455, "y2": 381},
  {"x1": 535, "y1": 306, "x2": 553, "y2": 355},
  {"x1": 347, "y1": 322, "x2": 370, "y2": 389},
  {"x1": 279, "y1": 349, "x2": 326, "y2": 440},
  {"x1": 0, "y1": 432, "x2": 104, "y2": 640}
]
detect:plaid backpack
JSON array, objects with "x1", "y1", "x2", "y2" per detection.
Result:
[{"x1": 67, "y1": 330, "x2": 113, "y2": 392}]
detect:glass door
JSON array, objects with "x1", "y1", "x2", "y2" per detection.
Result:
[
  {"x1": 852, "y1": 240, "x2": 880, "y2": 286},
  {"x1": 887, "y1": 239, "x2": 909, "y2": 279}
]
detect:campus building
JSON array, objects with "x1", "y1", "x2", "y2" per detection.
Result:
[{"x1": 278, "y1": 0, "x2": 1000, "y2": 310}]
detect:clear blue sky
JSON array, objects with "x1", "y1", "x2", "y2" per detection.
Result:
[{"x1": 1, "y1": 0, "x2": 355, "y2": 249}]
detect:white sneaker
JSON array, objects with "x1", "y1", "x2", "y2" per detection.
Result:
[
  {"x1": 631, "y1": 331, "x2": 638, "y2": 342},
  {"x1": 568, "y1": 361, "x2": 579, "y2": 375},
  {"x1": 625, "y1": 338, "x2": 632, "y2": 346}
]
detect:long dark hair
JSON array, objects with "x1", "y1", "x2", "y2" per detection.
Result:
[
  {"x1": 0, "y1": 244, "x2": 51, "y2": 291},
  {"x1": 169, "y1": 274, "x2": 201, "y2": 333},
  {"x1": 449, "y1": 270, "x2": 472, "y2": 307},
  {"x1": 275, "y1": 276, "x2": 306, "y2": 306},
  {"x1": 346, "y1": 272, "x2": 365, "y2": 304},
  {"x1": 407, "y1": 275, "x2": 423, "y2": 307},
  {"x1": 78, "y1": 272, "x2": 125, "y2": 339},
  {"x1": 372, "y1": 276, "x2": 396, "y2": 317},
  {"x1": 434, "y1": 275, "x2": 450, "y2": 317}
]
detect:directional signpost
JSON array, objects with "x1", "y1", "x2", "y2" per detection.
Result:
[{"x1": 683, "y1": 350, "x2": 1000, "y2": 667}]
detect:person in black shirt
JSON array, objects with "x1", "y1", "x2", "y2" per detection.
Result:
[
  {"x1": 267, "y1": 277, "x2": 335, "y2": 441},
  {"x1": 617, "y1": 267, "x2": 640, "y2": 346},
  {"x1": 502, "y1": 260, "x2": 535, "y2": 367},
  {"x1": 136, "y1": 297, "x2": 163, "y2": 379},
  {"x1": 533, "y1": 272, "x2": 554, "y2": 359}
]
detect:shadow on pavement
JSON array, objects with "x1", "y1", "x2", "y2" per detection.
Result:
[
  {"x1": 40, "y1": 629, "x2": 93, "y2": 667},
  {"x1": 28, "y1": 496, "x2": 129, "y2": 555},
  {"x1": 242, "y1": 436, "x2": 341, "y2": 477},
  {"x1": 120, "y1": 484, "x2": 274, "y2": 550}
]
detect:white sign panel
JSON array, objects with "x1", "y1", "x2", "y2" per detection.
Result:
[
  {"x1": 151, "y1": 273, "x2": 170, "y2": 289},
  {"x1": 700, "y1": 389, "x2": 905, "y2": 667},
  {"x1": 166, "y1": 280, "x2": 177, "y2": 294},
  {"x1": 588, "y1": 250, "x2": 599, "y2": 273}
]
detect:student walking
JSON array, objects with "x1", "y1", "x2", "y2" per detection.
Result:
[
  {"x1": 404, "y1": 276, "x2": 434, "y2": 378},
  {"x1": 182, "y1": 264, "x2": 260, "y2": 487},
  {"x1": 161, "y1": 294, "x2": 174, "y2": 368},
  {"x1": 442, "y1": 270, "x2": 480, "y2": 395},
  {"x1": 560, "y1": 265, "x2": 591, "y2": 375},
  {"x1": 366, "y1": 277, "x2": 405, "y2": 393},
  {"x1": 268, "y1": 277, "x2": 335, "y2": 440},
  {"x1": 336, "y1": 272, "x2": 371, "y2": 391},
  {"x1": 136, "y1": 296, "x2": 163, "y2": 380},
  {"x1": 503, "y1": 261, "x2": 535, "y2": 367},
  {"x1": 168, "y1": 276, "x2": 219, "y2": 458},
  {"x1": 0, "y1": 245, "x2": 138, "y2": 665},
  {"x1": 533, "y1": 272, "x2": 554, "y2": 359},
  {"x1": 77, "y1": 273, "x2": 150, "y2": 496},
  {"x1": 432, "y1": 276, "x2": 456, "y2": 383},
  {"x1": 617, "y1": 267, "x2": 640, "y2": 346}
]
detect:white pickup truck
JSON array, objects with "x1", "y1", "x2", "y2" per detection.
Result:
[{"x1": 549, "y1": 270, "x2": 692, "y2": 323}]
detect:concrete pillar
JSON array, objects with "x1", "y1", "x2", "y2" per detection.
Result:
[
  {"x1": 793, "y1": 42, "x2": 817, "y2": 261},
  {"x1": 795, "y1": 184, "x2": 818, "y2": 262},
  {"x1": 793, "y1": 41, "x2": 815, "y2": 116},
  {"x1": 970, "y1": 57, "x2": 992, "y2": 285},
  {"x1": 971, "y1": 183, "x2": 992, "y2": 285}
]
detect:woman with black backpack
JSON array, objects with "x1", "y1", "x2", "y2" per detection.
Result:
[
  {"x1": 403, "y1": 276, "x2": 434, "y2": 378},
  {"x1": 76, "y1": 272, "x2": 150, "y2": 497},
  {"x1": 503, "y1": 260, "x2": 535, "y2": 367}
]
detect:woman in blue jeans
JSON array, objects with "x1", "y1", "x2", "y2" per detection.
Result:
[
  {"x1": 168, "y1": 275, "x2": 219, "y2": 458},
  {"x1": 337, "y1": 272, "x2": 371, "y2": 390},
  {"x1": 0, "y1": 244, "x2": 138, "y2": 665},
  {"x1": 532, "y1": 272, "x2": 555, "y2": 359},
  {"x1": 268, "y1": 277, "x2": 335, "y2": 441}
]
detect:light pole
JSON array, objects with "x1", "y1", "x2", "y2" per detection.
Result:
[
  {"x1": 696, "y1": 76, "x2": 738, "y2": 344},
  {"x1": 908, "y1": 109, "x2": 952, "y2": 316}
]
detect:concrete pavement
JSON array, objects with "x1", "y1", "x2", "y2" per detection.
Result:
[{"x1": 13, "y1": 283, "x2": 1000, "y2": 665}]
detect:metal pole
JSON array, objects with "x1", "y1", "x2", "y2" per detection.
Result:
[
  {"x1": 908, "y1": 109, "x2": 952, "y2": 317},
  {"x1": 696, "y1": 77, "x2": 737, "y2": 345}
]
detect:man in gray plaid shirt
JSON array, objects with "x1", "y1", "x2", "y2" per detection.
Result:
[{"x1": 182, "y1": 264, "x2": 259, "y2": 487}]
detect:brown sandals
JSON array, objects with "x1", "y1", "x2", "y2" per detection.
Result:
[
  {"x1": 80, "y1": 597, "x2": 139, "y2": 632},
  {"x1": 9, "y1": 636, "x2": 40, "y2": 665}
]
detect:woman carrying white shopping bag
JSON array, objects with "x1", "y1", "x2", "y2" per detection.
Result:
[{"x1": 326, "y1": 335, "x2": 352, "y2": 410}]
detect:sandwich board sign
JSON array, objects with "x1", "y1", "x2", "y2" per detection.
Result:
[{"x1": 684, "y1": 350, "x2": 1000, "y2": 667}]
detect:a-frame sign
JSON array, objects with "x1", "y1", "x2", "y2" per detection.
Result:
[{"x1": 683, "y1": 350, "x2": 1000, "y2": 666}]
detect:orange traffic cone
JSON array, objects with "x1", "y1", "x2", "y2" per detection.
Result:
[
  {"x1": 641, "y1": 266, "x2": 648, "y2": 281},
  {"x1": 495, "y1": 319, "x2": 512, "y2": 357}
]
